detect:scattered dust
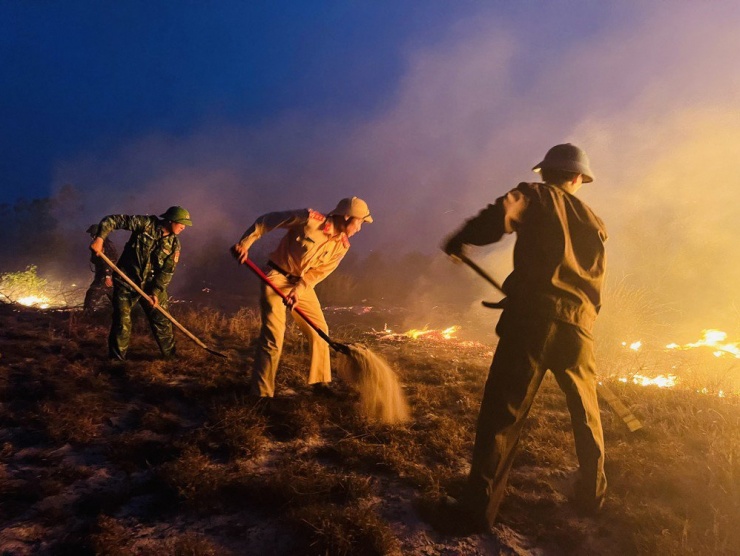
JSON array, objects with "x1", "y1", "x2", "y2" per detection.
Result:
[{"x1": 336, "y1": 344, "x2": 410, "y2": 424}]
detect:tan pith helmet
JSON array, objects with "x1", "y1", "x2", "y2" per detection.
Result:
[
  {"x1": 328, "y1": 197, "x2": 373, "y2": 223},
  {"x1": 160, "y1": 206, "x2": 193, "y2": 226},
  {"x1": 532, "y1": 143, "x2": 594, "y2": 183}
]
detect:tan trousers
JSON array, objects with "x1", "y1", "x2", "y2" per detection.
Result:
[
  {"x1": 464, "y1": 314, "x2": 607, "y2": 526},
  {"x1": 251, "y1": 270, "x2": 331, "y2": 397}
]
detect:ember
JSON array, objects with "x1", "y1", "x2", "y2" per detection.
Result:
[
  {"x1": 16, "y1": 295, "x2": 51, "y2": 309},
  {"x1": 615, "y1": 330, "x2": 738, "y2": 397},
  {"x1": 622, "y1": 340, "x2": 642, "y2": 351},
  {"x1": 665, "y1": 329, "x2": 740, "y2": 358},
  {"x1": 0, "y1": 266, "x2": 83, "y2": 309},
  {"x1": 404, "y1": 325, "x2": 460, "y2": 340},
  {"x1": 371, "y1": 325, "x2": 493, "y2": 356},
  {"x1": 620, "y1": 373, "x2": 678, "y2": 389}
]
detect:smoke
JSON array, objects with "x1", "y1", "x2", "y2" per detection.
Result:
[{"x1": 48, "y1": 2, "x2": 740, "y2": 338}]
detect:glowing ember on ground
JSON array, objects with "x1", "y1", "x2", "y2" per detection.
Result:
[
  {"x1": 16, "y1": 296, "x2": 51, "y2": 309},
  {"x1": 373, "y1": 325, "x2": 490, "y2": 352},
  {"x1": 665, "y1": 329, "x2": 740, "y2": 358},
  {"x1": 620, "y1": 373, "x2": 678, "y2": 388},
  {"x1": 404, "y1": 325, "x2": 460, "y2": 340},
  {"x1": 621, "y1": 340, "x2": 642, "y2": 351},
  {"x1": 326, "y1": 305, "x2": 375, "y2": 314},
  {"x1": 615, "y1": 332, "x2": 738, "y2": 397}
]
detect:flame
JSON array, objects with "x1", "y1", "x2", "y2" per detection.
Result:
[
  {"x1": 615, "y1": 330, "x2": 738, "y2": 397},
  {"x1": 618, "y1": 373, "x2": 678, "y2": 389},
  {"x1": 665, "y1": 329, "x2": 740, "y2": 358},
  {"x1": 631, "y1": 373, "x2": 678, "y2": 388},
  {"x1": 404, "y1": 328, "x2": 429, "y2": 340},
  {"x1": 404, "y1": 325, "x2": 460, "y2": 340},
  {"x1": 16, "y1": 295, "x2": 51, "y2": 309},
  {"x1": 376, "y1": 325, "x2": 484, "y2": 346},
  {"x1": 621, "y1": 341, "x2": 642, "y2": 351}
]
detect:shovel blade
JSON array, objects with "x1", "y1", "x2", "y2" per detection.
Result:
[
  {"x1": 206, "y1": 347, "x2": 229, "y2": 359},
  {"x1": 330, "y1": 341, "x2": 352, "y2": 356}
]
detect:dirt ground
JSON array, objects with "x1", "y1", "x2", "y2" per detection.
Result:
[{"x1": 0, "y1": 303, "x2": 738, "y2": 555}]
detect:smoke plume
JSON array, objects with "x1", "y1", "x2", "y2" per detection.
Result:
[{"x1": 46, "y1": 1, "x2": 740, "y2": 339}]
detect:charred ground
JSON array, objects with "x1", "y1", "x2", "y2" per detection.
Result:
[{"x1": 0, "y1": 302, "x2": 738, "y2": 555}]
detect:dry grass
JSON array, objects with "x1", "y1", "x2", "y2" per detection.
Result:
[
  {"x1": 0, "y1": 302, "x2": 738, "y2": 555},
  {"x1": 289, "y1": 503, "x2": 402, "y2": 556}
]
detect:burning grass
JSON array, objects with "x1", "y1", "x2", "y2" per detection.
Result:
[{"x1": 0, "y1": 303, "x2": 738, "y2": 555}]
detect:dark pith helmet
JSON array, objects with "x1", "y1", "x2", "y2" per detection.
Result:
[
  {"x1": 86, "y1": 224, "x2": 99, "y2": 236},
  {"x1": 532, "y1": 143, "x2": 594, "y2": 183},
  {"x1": 160, "y1": 206, "x2": 193, "y2": 226}
]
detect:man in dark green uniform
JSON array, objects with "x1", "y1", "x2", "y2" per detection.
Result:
[
  {"x1": 89, "y1": 206, "x2": 192, "y2": 360},
  {"x1": 440, "y1": 144, "x2": 607, "y2": 533}
]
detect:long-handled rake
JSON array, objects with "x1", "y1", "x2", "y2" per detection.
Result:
[
  {"x1": 455, "y1": 254, "x2": 642, "y2": 432},
  {"x1": 241, "y1": 257, "x2": 409, "y2": 424},
  {"x1": 96, "y1": 252, "x2": 227, "y2": 359}
]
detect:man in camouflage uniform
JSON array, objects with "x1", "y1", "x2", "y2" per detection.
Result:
[
  {"x1": 89, "y1": 206, "x2": 192, "y2": 360},
  {"x1": 231, "y1": 197, "x2": 373, "y2": 397},
  {"x1": 441, "y1": 144, "x2": 607, "y2": 532},
  {"x1": 83, "y1": 224, "x2": 118, "y2": 313}
]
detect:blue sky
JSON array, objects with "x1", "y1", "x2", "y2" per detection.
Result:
[
  {"x1": 1, "y1": 1, "x2": 623, "y2": 203},
  {"x1": 1, "y1": 1, "x2": 463, "y2": 201}
]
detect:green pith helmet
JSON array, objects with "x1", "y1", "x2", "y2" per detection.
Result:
[
  {"x1": 86, "y1": 224, "x2": 99, "y2": 236},
  {"x1": 160, "y1": 206, "x2": 193, "y2": 226},
  {"x1": 532, "y1": 143, "x2": 594, "y2": 183}
]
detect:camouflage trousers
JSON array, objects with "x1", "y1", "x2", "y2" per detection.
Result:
[
  {"x1": 464, "y1": 315, "x2": 607, "y2": 526},
  {"x1": 108, "y1": 282, "x2": 176, "y2": 360},
  {"x1": 251, "y1": 270, "x2": 331, "y2": 397}
]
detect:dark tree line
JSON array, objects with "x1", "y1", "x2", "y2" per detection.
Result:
[
  {"x1": 0, "y1": 188, "x2": 491, "y2": 313},
  {"x1": 0, "y1": 185, "x2": 85, "y2": 275}
]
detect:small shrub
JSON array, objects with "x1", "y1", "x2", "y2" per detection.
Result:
[
  {"x1": 289, "y1": 503, "x2": 401, "y2": 556},
  {"x1": 267, "y1": 459, "x2": 373, "y2": 507},
  {"x1": 164, "y1": 531, "x2": 219, "y2": 556},
  {"x1": 0, "y1": 265, "x2": 48, "y2": 304},
  {"x1": 90, "y1": 516, "x2": 134, "y2": 556},
  {"x1": 200, "y1": 404, "x2": 267, "y2": 458},
  {"x1": 36, "y1": 396, "x2": 106, "y2": 443},
  {"x1": 159, "y1": 446, "x2": 226, "y2": 507}
]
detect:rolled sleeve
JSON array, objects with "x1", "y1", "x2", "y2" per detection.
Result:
[{"x1": 237, "y1": 210, "x2": 309, "y2": 250}]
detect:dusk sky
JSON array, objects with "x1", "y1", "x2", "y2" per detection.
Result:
[
  {"x1": 3, "y1": 1, "x2": 624, "y2": 205},
  {"x1": 3, "y1": 1, "x2": 740, "y2": 335}
]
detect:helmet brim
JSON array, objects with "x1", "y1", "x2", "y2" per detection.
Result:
[{"x1": 533, "y1": 163, "x2": 594, "y2": 183}]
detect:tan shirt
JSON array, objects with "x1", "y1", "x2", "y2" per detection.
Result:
[{"x1": 238, "y1": 209, "x2": 350, "y2": 291}]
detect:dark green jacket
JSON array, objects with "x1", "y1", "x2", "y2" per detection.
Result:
[
  {"x1": 451, "y1": 182, "x2": 607, "y2": 331},
  {"x1": 96, "y1": 215, "x2": 181, "y2": 296}
]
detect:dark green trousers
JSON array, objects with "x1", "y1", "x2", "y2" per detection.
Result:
[
  {"x1": 464, "y1": 315, "x2": 606, "y2": 526},
  {"x1": 108, "y1": 283, "x2": 176, "y2": 360}
]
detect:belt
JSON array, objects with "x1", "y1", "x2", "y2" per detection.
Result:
[{"x1": 267, "y1": 260, "x2": 301, "y2": 283}]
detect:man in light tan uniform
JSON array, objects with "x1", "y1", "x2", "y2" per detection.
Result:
[
  {"x1": 440, "y1": 144, "x2": 607, "y2": 533},
  {"x1": 232, "y1": 197, "x2": 372, "y2": 397}
]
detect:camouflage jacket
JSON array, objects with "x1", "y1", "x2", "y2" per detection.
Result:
[{"x1": 96, "y1": 215, "x2": 181, "y2": 295}]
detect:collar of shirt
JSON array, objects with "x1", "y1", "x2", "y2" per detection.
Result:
[
  {"x1": 321, "y1": 219, "x2": 350, "y2": 248},
  {"x1": 154, "y1": 220, "x2": 167, "y2": 238}
]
